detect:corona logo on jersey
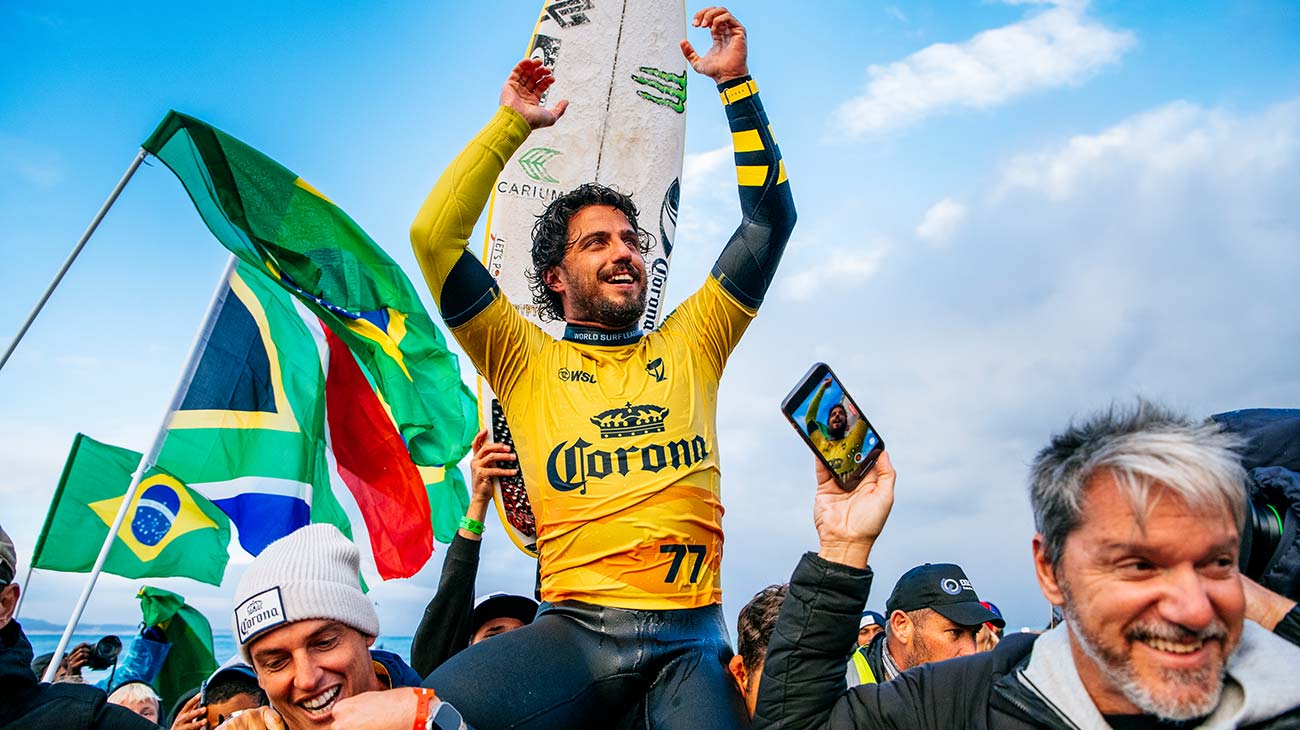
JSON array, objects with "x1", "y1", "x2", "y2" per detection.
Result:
[{"x1": 546, "y1": 403, "x2": 709, "y2": 494}]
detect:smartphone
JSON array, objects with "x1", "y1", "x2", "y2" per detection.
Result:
[{"x1": 780, "y1": 363, "x2": 884, "y2": 490}]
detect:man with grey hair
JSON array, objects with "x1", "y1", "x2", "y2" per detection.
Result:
[{"x1": 752, "y1": 400, "x2": 1300, "y2": 730}]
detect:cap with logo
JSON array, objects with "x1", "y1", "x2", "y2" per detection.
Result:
[
  {"x1": 859, "y1": 610, "x2": 885, "y2": 629},
  {"x1": 471, "y1": 592, "x2": 539, "y2": 634},
  {"x1": 885, "y1": 563, "x2": 1004, "y2": 629},
  {"x1": 231, "y1": 524, "x2": 379, "y2": 662}
]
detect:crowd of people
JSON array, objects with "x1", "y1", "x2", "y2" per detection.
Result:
[{"x1": 3, "y1": 5, "x2": 1300, "y2": 729}]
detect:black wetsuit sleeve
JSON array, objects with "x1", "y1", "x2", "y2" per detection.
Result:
[
  {"x1": 409, "y1": 533, "x2": 481, "y2": 677},
  {"x1": 1275, "y1": 604, "x2": 1300, "y2": 648},
  {"x1": 710, "y1": 76, "x2": 797, "y2": 310}
]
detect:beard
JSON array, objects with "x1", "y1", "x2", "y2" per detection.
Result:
[
  {"x1": 1062, "y1": 599, "x2": 1232, "y2": 721},
  {"x1": 567, "y1": 263, "x2": 646, "y2": 329}
]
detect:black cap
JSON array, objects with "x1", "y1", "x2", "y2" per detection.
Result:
[
  {"x1": 470, "y1": 592, "x2": 539, "y2": 633},
  {"x1": 885, "y1": 563, "x2": 1005, "y2": 629}
]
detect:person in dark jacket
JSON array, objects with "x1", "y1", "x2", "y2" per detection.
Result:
[
  {"x1": 0, "y1": 522, "x2": 159, "y2": 730},
  {"x1": 754, "y1": 400, "x2": 1300, "y2": 730},
  {"x1": 847, "y1": 563, "x2": 1003, "y2": 686},
  {"x1": 409, "y1": 429, "x2": 535, "y2": 677}
]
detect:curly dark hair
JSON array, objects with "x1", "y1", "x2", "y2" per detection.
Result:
[
  {"x1": 737, "y1": 584, "x2": 788, "y2": 673},
  {"x1": 527, "y1": 183, "x2": 655, "y2": 323}
]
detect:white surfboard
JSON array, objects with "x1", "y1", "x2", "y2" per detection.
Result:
[{"x1": 482, "y1": 0, "x2": 687, "y2": 556}]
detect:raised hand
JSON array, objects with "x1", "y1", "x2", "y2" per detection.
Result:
[
  {"x1": 169, "y1": 693, "x2": 207, "y2": 730},
  {"x1": 813, "y1": 451, "x2": 895, "y2": 569},
  {"x1": 680, "y1": 6, "x2": 749, "y2": 84},
  {"x1": 470, "y1": 428, "x2": 517, "y2": 505},
  {"x1": 500, "y1": 58, "x2": 569, "y2": 130}
]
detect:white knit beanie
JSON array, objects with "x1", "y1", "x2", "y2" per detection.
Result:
[{"x1": 232, "y1": 524, "x2": 379, "y2": 661}]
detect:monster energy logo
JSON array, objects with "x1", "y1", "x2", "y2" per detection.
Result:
[
  {"x1": 518, "y1": 147, "x2": 562, "y2": 184},
  {"x1": 632, "y1": 67, "x2": 686, "y2": 114}
]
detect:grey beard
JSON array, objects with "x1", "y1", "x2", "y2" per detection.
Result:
[{"x1": 1063, "y1": 602, "x2": 1226, "y2": 721}]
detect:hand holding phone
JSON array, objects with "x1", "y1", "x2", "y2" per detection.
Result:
[{"x1": 780, "y1": 363, "x2": 884, "y2": 490}]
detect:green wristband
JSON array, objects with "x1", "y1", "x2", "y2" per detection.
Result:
[{"x1": 458, "y1": 516, "x2": 485, "y2": 535}]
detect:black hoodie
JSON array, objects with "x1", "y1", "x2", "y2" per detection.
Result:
[{"x1": 0, "y1": 619, "x2": 160, "y2": 730}]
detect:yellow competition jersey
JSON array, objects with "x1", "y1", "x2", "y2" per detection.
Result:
[
  {"x1": 453, "y1": 278, "x2": 753, "y2": 609},
  {"x1": 810, "y1": 422, "x2": 868, "y2": 480},
  {"x1": 411, "y1": 77, "x2": 793, "y2": 611}
]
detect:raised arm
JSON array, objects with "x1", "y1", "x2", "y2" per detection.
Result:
[
  {"x1": 409, "y1": 59, "x2": 567, "y2": 328},
  {"x1": 753, "y1": 455, "x2": 897, "y2": 730},
  {"x1": 805, "y1": 377, "x2": 832, "y2": 434},
  {"x1": 682, "y1": 7, "x2": 797, "y2": 311}
]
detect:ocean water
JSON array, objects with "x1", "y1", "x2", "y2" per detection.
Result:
[{"x1": 24, "y1": 631, "x2": 416, "y2": 686}]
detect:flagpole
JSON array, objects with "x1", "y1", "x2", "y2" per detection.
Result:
[
  {"x1": 13, "y1": 563, "x2": 35, "y2": 618},
  {"x1": 0, "y1": 149, "x2": 148, "y2": 374},
  {"x1": 42, "y1": 254, "x2": 239, "y2": 682}
]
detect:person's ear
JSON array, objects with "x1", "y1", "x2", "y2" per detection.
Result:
[
  {"x1": 0, "y1": 583, "x2": 20, "y2": 627},
  {"x1": 1033, "y1": 533, "x2": 1066, "y2": 606},
  {"x1": 889, "y1": 609, "x2": 912, "y2": 645},
  {"x1": 726, "y1": 654, "x2": 749, "y2": 694},
  {"x1": 542, "y1": 267, "x2": 565, "y2": 294}
]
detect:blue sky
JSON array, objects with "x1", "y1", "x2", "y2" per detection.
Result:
[{"x1": 3, "y1": 0, "x2": 1299, "y2": 641}]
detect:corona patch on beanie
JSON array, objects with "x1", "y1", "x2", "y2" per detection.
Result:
[{"x1": 236, "y1": 587, "x2": 287, "y2": 645}]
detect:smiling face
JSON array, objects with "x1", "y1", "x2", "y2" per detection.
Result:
[
  {"x1": 1034, "y1": 471, "x2": 1244, "y2": 720},
  {"x1": 248, "y1": 619, "x2": 382, "y2": 729},
  {"x1": 542, "y1": 205, "x2": 647, "y2": 329},
  {"x1": 827, "y1": 404, "x2": 848, "y2": 438}
]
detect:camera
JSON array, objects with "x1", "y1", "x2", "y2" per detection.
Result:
[
  {"x1": 85, "y1": 635, "x2": 121, "y2": 671},
  {"x1": 1211, "y1": 409, "x2": 1300, "y2": 600}
]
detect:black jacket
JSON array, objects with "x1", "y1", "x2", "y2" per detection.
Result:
[
  {"x1": 409, "y1": 533, "x2": 480, "y2": 678},
  {"x1": 0, "y1": 620, "x2": 160, "y2": 730},
  {"x1": 753, "y1": 553, "x2": 1300, "y2": 730}
]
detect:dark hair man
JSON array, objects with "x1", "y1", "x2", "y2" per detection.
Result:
[
  {"x1": 847, "y1": 563, "x2": 1003, "y2": 686},
  {"x1": 753, "y1": 401, "x2": 1300, "y2": 730},
  {"x1": 409, "y1": 6, "x2": 795, "y2": 728},
  {"x1": 218, "y1": 525, "x2": 430, "y2": 730},
  {"x1": 728, "y1": 584, "x2": 788, "y2": 718},
  {"x1": 0, "y1": 523, "x2": 158, "y2": 730}
]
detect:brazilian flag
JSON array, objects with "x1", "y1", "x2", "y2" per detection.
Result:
[
  {"x1": 31, "y1": 435, "x2": 231, "y2": 586},
  {"x1": 142, "y1": 111, "x2": 477, "y2": 468}
]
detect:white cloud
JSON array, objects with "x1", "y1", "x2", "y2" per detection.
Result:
[
  {"x1": 884, "y1": 5, "x2": 907, "y2": 23},
  {"x1": 778, "y1": 246, "x2": 889, "y2": 302},
  {"x1": 833, "y1": 2, "x2": 1135, "y2": 136},
  {"x1": 915, "y1": 198, "x2": 967, "y2": 243},
  {"x1": 997, "y1": 99, "x2": 1300, "y2": 200}
]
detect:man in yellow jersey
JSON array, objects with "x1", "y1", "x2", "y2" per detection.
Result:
[
  {"x1": 409, "y1": 6, "x2": 794, "y2": 728},
  {"x1": 804, "y1": 377, "x2": 872, "y2": 482}
]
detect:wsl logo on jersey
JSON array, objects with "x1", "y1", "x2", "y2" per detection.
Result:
[{"x1": 547, "y1": 403, "x2": 708, "y2": 494}]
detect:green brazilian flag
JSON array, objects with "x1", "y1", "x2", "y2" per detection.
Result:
[
  {"x1": 142, "y1": 111, "x2": 477, "y2": 468},
  {"x1": 138, "y1": 586, "x2": 218, "y2": 714},
  {"x1": 31, "y1": 435, "x2": 231, "y2": 586}
]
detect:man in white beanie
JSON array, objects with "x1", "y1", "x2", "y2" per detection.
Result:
[{"x1": 220, "y1": 524, "x2": 456, "y2": 730}]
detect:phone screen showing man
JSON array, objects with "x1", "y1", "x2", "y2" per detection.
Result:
[{"x1": 783, "y1": 365, "x2": 882, "y2": 488}]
